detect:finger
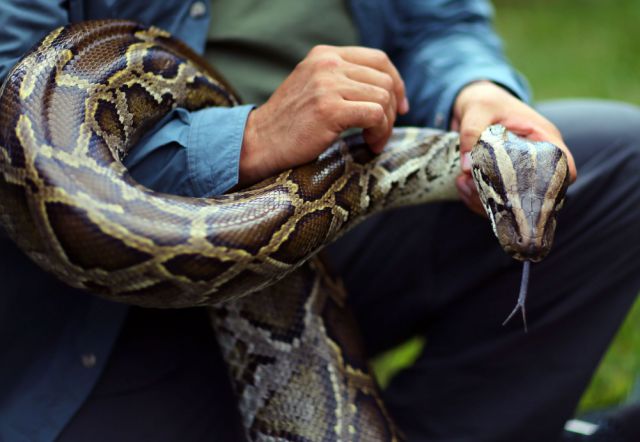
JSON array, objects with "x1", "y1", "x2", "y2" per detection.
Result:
[
  {"x1": 343, "y1": 67, "x2": 397, "y2": 125},
  {"x1": 450, "y1": 116, "x2": 460, "y2": 132},
  {"x1": 337, "y1": 101, "x2": 389, "y2": 144},
  {"x1": 456, "y1": 174, "x2": 487, "y2": 217},
  {"x1": 335, "y1": 46, "x2": 408, "y2": 114},
  {"x1": 344, "y1": 64, "x2": 394, "y2": 91},
  {"x1": 363, "y1": 126, "x2": 392, "y2": 153},
  {"x1": 339, "y1": 79, "x2": 395, "y2": 141},
  {"x1": 458, "y1": 109, "x2": 496, "y2": 173},
  {"x1": 336, "y1": 99, "x2": 391, "y2": 153},
  {"x1": 344, "y1": 64, "x2": 401, "y2": 113},
  {"x1": 458, "y1": 189, "x2": 485, "y2": 216},
  {"x1": 363, "y1": 119, "x2": 392, "y2": 153}
]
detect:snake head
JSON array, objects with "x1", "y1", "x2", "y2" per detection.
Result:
[{"x1": 470, "y1": 124, "x2": 570, "y2": 262}]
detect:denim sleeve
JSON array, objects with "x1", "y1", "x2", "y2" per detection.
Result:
[
  {"x1": 123, "y1": 105, "x2": 254, "y2": 197},
  {"x1": 392, "y1": 0, "x2": 531, "y2": 129},
  {"x1": 0, "y1": 0, "x2": 68, "y2": 80}
]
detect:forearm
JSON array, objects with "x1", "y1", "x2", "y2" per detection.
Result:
[{"x1": 391, "y1": 0, "x2": 530, "y2": 129}]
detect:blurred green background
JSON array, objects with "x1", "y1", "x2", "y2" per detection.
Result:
[
  {"x1": 493, "y1": 0, "x2": 640, "y2": 413},
  {"x1": 373, "y1": 0, "x2": 640, "y2": 416}
]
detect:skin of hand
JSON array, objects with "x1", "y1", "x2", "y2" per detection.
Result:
[
  {"x1": 238, "y1": 45, "x2": 409, "y2": 186},
  {"x1": 451, "y1": 80, "x2": 578, "y2": 215}
]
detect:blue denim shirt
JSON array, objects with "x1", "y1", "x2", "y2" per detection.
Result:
[{"x1": 0, "y1": 1, "x2": 529, "y2": 440}]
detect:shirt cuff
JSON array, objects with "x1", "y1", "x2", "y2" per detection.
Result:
[
  {"x1": 124, "y1": 104, "x2": 254, "y2": 198},
  {"x1": 187, "y1": 104, "x2": 254, "y2": 196}
]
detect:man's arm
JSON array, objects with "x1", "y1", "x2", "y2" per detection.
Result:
[
  {"x1": 238, "y1": 45, "x2": 408, "y2": 186},
  {"x1": 391, "y1": 0, "x2": 529, "y2": 129},
  {"x1": 452, "y1": 81, "x2": 576, "y2": 213},
  {"x1": 389, "y1": 0, "x2": 576, "y2": 213}
]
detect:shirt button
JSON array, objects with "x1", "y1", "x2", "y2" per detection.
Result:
[
  {"x1": 81, "y1": 353, "x2": 97, "y2": 368},
  {"x1": 190, "y1": 1, "x2": 207, "y2": 18}
]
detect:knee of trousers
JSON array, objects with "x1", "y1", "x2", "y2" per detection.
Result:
[
  {"x1": 540, "y1": 100, "x2": 640, "y2": 262},
  {"x1": 540, "y1": 99, "x2": 640, "y2": 166},
  {"x1": 599, "y1": 101, "x2": 640, "y2": 198},
  {"x1": 604, "y1": 101, "x2": 640, "y2": 157},
  {"x1": 606, "y1": 101, "x2": 640, "y2": 190},
  {"x1": 552, "y1": 100, "x2": 640, "y2": 202},
  {"x1": 558, "y1": 102, "x2": 640, "y2": 255}
]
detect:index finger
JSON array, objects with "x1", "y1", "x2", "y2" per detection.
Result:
[{"x1": 335, "y1": 46, "x2": 408, "y2": 114}]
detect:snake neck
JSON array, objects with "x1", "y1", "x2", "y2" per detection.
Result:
[{"x1": 360, "y1": 128, "x2": 461, "y2": 211}]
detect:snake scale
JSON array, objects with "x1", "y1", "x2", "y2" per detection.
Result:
[{"x1": 0, "y1": 20, "x2": 570, "y2": 441}]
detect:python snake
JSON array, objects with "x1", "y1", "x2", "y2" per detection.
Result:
[{"x1": 0, "y1": 20, "x2": 570, "y2": 441}]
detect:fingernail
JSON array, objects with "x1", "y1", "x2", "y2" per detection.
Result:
[
  {"x1": 461, "y1": 152, "x2": 472, "y2": 172},
  {"x1": 400, "y1": 97, "x2": 410, "y2": 114}
]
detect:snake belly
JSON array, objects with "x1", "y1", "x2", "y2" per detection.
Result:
[{"x1": 0, "y1": 20, "x2": 569, "y2": 441}]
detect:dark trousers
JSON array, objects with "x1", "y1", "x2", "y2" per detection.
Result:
[
  {"x1": 326, "y1": 99, "x2": 640, "y2": 441},
  {"x1": 59, "y1": 100, "x2": 640, "y2": 442}
]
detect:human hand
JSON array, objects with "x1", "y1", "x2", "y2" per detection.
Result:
[
  {"x1": 450, "y1": 81, "x2": 577, "y2": 215},
  {"x1": 238, "y1": 45, "x2": 409, "y2": 186}
]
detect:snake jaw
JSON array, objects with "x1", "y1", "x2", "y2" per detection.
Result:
[{"x1": 470, "y1": 125, "x2": 571, "y2": 332}]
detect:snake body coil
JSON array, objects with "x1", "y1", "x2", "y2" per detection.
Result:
[{"x1": 0, "y1": 21, "x2": 569, "y2": 441}]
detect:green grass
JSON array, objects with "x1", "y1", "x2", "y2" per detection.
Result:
[
  {"x1": 494, "y1": 0, "x2": 640, "y2": 104},
  {"x1": 373, "y1": 0, "x2": 640, "y2": 415}
]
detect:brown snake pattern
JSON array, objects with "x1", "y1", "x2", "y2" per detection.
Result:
[{"x1": 0, "y1": 20, "x2": 569, "y2": 441}]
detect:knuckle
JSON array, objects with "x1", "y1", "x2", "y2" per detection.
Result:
[
  {"x1": 474, "y1": 96, "x2": 495, "y2": 108},
  {"x1": 313, "y1": 96, "x2": 334, "y2": 119},
  {"x1": 312, "y1": 55, "x2": 341, "y2": 72},
  {"x1": 369, "y1": 104, "x2": 386, "y2": 124},
  {"x1": 294, "y1": 58, "x2": 308, "y2": 72},
  {"x1": 370, "y1": 48, "x2": 389, "y2": 65},
  {"x1": 376, "y1": 87, "x2": 391, "y2": 104},
  {"x1": 386, "y1": 110, "x2": 396, "y2": 126},
  {"x1": 460, "y1": 126, "x2": 482, "y2": 142},
  {"x1": 309, "y1": 75, "x2": 329, "y2": 91},
  {"x1": 309, "y1": 44, "x2": 330, "y2": 56},
  {"x1": 380, "y1": 73, "x2": 394, "y2": 90}
]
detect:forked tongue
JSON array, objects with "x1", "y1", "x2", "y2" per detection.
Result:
[{"x1": 502, "y1": 260, "x2": 530, "y2": 332}]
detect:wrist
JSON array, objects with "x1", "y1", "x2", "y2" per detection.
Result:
[
  {"x1": 238, "y1": 110, "x2": 263, "y2": 186},
  {"x1": 453, "y1": 81, "x2": 495, "y2": 119}
]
